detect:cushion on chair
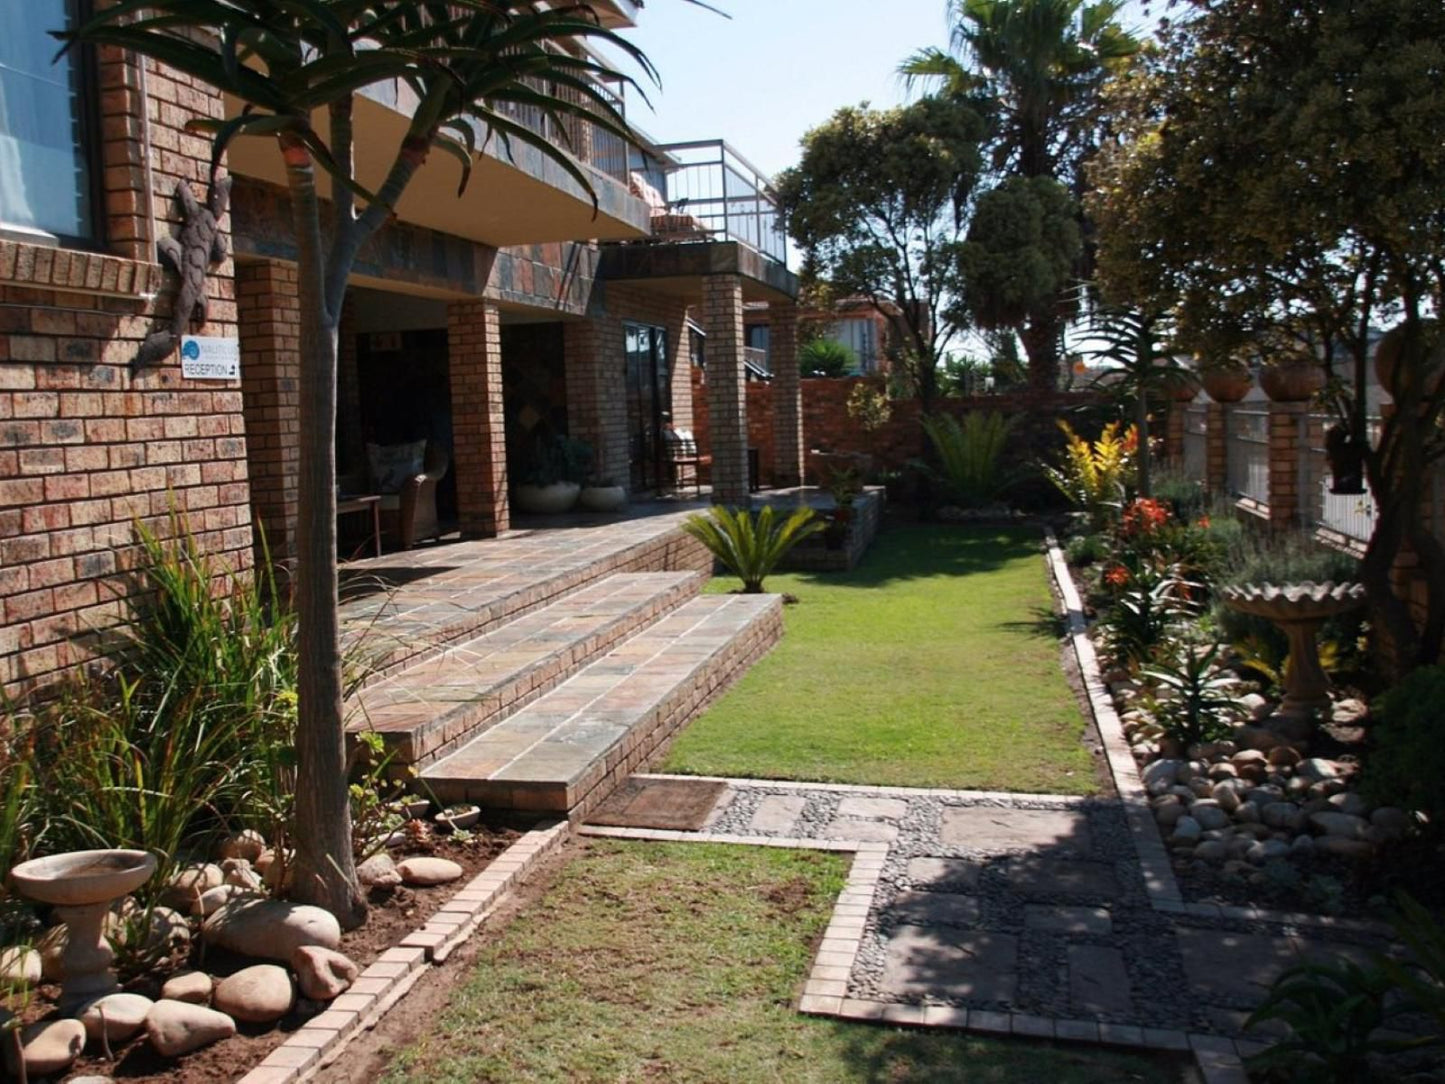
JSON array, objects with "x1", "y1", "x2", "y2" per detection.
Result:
[{"x1": 366, "y1": 440, "x2": 426, "y2": 494}]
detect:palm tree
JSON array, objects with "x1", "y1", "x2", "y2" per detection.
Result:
[
  {"x1": 59, "y1": 1, "x2": 664, "y2": 926},
  {"x1": 903, "y1": 0, "x2": 1140, "y2": 387}
]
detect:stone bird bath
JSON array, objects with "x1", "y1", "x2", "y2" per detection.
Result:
[
  {"x1": 8, "y1": 849, "x2": 157, "y2": 1009},
  {"x1": 1221, "y1": 582, "x2": 1366, "y2": 717}
]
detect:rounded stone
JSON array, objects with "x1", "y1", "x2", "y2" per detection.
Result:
[
  {"x1": 1234, "y1": 800, "x2": 1261, "y2": 824},
  {"x1": 1314, "y1": 837, "x2": 1373, "y2": 861},
  {"x1": 1142, "y1": 758, "x2": 1184, "y2": 790},
  {"x1": 1190, "y1": 800, "x2": 1231, "y2": 831},
  {"x1": 396, "y1": 857, "x2": 464, "y2": 886},
  {"x1": 146, "y1": 1000, "x2": 236, "y2": 1057},
  {"x1": 1212, "y1": 783, "x2": 1242, "y2": 813},
  {"x1": 1309, "y1": 811, "x2": 1369, "y2": 840},
  {"x1": 1327, "y1": 792, "x2": 1370, "y2": 818},
  {"x1": 5, "y1": 1018, "x2": 85, "y2": 1078},
  {"x1": 1246, "y1": 839, "x2": 1291, "y2": 864},
  {"x1": 160, "y1": 863, "x2": 224, "y2": 910},
  {"x1": 1234, "y1": 725, "x2": 1281, "y2": 752},
  {"x1": 1298, "y1": 758, "x2": 1340, "y2": 784},
  {"x1": 0, "y1": 946, "x2": 41, "y2": 987},
  {"x1": 356, "y1": 852, "x2": 403, "y2": 888},
  {"x1": 203, "y1": 898, "x2": 341, "y2": 961},
  {"x1": 1169, "y1": 816, "x2": 1202, "y2": 844},
  {"x1": 160, "y1": 969, "x2": 213, "y2": 1005},
  {"x1": 1267, "y1": 746, "x2": 1302, "y2": 768},
  {"x1": 221, "y1": 858, "x2": 263, "y2": 891},
  {"x1": 78, "y1": 992, "x2": 154, "y2": 1043},
  {"x1": 194, "y1": 884, "x2": 261, "y2": 918},
  {"x1": 1194, "y1": 840, "x2": 1230, "y2": 861},
  {"x1": 291, "y1": 945, "x2": 360, "y2": 1001},
  {"x1": 218, "y1": 829, "x2": 267, "y2": 863},
  {"x1": 1156, "y1": 802, "x2": 1187, "y2": 828},
  {"x1": 214, "y1": 964, "x2": 294, "y2": 1024},
  {"x1": 1262, "y1": 802, "x2": 1306, "y2": 832}
]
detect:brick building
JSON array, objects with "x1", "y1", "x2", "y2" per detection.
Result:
[{"x1": 0, "y1": 2, "x2": 799, "y2": 697}]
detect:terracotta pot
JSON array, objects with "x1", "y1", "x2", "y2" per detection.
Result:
[
  {"x1": 1169, "y1": 373, "x2": 1202, "y2": 402},
  {"x1": 1374, "y1": 320, "x2": 1442, "y2": 396},
  {"x1": 1200, "y1": 367, "x2": 1253, "y2": 403},
  {"x1": 1259, "y1": 359, "x2": 1325, "y2": 402}
]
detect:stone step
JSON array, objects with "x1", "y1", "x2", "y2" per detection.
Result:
[
  {"x1": 338, "y1": 512, "x2": 709, "y2": 683},
  {"x1": 346, "y1": 571, "x2": 705, "y2": 769},
  {"x1": 422, "y1": 593, "x2": 783, "y2": 818}
]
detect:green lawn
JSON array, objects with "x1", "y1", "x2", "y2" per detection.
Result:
[
  {"x1": 383, "y1": 840, "x2": 1181, "y2": 1083},
  {"x1": 664, "y1": 526, "x2": 1097, "y2": 794}
]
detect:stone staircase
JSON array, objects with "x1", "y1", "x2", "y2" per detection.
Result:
[{"x1": 340, "y1": 517, "x2": 782, "y2": 820}]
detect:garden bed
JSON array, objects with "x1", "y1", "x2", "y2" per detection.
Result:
[{"x1": 8, "y1": 824, "x2": 520, "y2": 1083}]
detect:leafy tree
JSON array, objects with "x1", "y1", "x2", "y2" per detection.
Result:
[
  {"x1": 903, "y1": 0, "x2": 1140, "y2": 389},
  {"x1": 1088, "y1": 0, "x2": 1445, "y2": 672},
  {"x1": 62, "y1": 1, "x2": 661, "y2": 925},
  {"x1": 776, "y1": 98, "x2": 986, "y2": 414}
]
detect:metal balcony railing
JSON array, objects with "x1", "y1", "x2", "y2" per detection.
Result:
[
  {"x1": 650, "y1": 140, "x2": 788, "y2": 263},
  {"x1": 489, "y1": 71, "x2": 631, "y2": 186}
]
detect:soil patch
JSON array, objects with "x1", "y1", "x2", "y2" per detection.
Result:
[
  {"x1": 17, "y1": 824, "x2": 520, "y2": 1083},
  {"x1": 587, "y1": 777, "x2": 728, "y2": 831}
]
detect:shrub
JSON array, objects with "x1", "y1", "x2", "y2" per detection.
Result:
[
  {"x1": 682, "y1": 505, "x2": 825, "y2": 593},
  {"x1": 1065, "y1": 533, "x2": 1110, "y2": 566},
  {"x1": 1097, "y1": 568, "x2": 1199, "y2": 672},
  {"x1": 1361, "y1": 666, "x2": 1445, "y2": 829},
  {"x1": 1152, "y1": 466, "x2": 1210, "y2": 522},
  {"x1": 1041, "y1": 420, "x2": 1137, "y2": 530},
  {"x1": 1143, "y1": 642, "x2": 1242, "y2": 748},
  {"x1": 846, "y1": 380, "x2": 892, "y2": 431},
  {"x1": 799, "y1": 338, "x2": 857, "y2": 377},
  {"x1": 520, "y1": 433, "x2": 593, "y2": 486},
  {"x1": 920, "y1": 411, "x2": 1017, "y2": 508}
]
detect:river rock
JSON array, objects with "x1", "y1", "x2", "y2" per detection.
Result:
[
  {"x1": 222, "y1": 858, "x2": 264, "y2": 891},
  {"x1": 1234, "y1": 800, "x2": 1261, "y2": 824},
  {"x1": 160, "y1": 863, "x2": 224, "y2": 911},
  {"x1": 1298, "y1": 758, "x2": 1340, "y2": 784},
  {"x1": 1246, "y1": 839, "x2": 1291, "y2": 864},
  {"x1": 1169, "y1": 816, "x2": 1202, "y2": 845},
  {"x1": 1155, "y1": 801, "x2": 1187, "y2": 829},
  {"x1": 194, "y1": 883, "x2": 261, "y2": 918},
  {"x1": 1267, "y1": 746, "x2": 1302, "y2": 768},
  {"x1": 1287, "y1": 775, "x2": 1312, "y2": 799},
  {"x1": 1190, "y1": 800, "x2": 1231, "y2": 831},
  {"x1": 1207, "y1": 762, "x2": 1239, "y2": 781},
  {"x1": 1332, "y1": 698, "x2": 1368, "y2": 725},
  {"x1": 1231, "y1": 749, "x2": 1269, "y2": 771},
  {"x1": 146, "y1": 1000, "x2": 236, "y2": 1057},
  {"x1": 356, "y1": 852, "x2": 403, "y2": 888},
  {"x1": 5, "y1": 1018, "x2": 85, "y2": 1078},
  {"x1": 1262, "y1": 802, "x2": 1305, "y2": 832},
  {"x1": 397, "y1": 857, "x2": 464, "y2": 886},
  {"x1": 1327, "y1": 792, "x2": 1370, "y2": 818},
  {"x1": 160, "y1": 970, "x2": 213, "y2": 1005},
  {"x1": 1310, "y1": 811, "x2": 1369, "y2": 839},
  {"x1": 79, "y1": 992, "x2": 154, "y2": 1043},
  {"x1": 1194, "y1": 840, "x2": 1230, "y2": 861},
  {"x1": 203, "y1": 898, "x2": 340, "y2": 961},
  {"x1": 292, "y1": 946, "x2": 360, "y2": 1001},
  {"x1": 1247, "y1": 785, "x2": 1286, "y2": 807},
  {"x1": 214, "y1": 964, "x2": 294, "y2": 1024},
  {"x1": 0, "y1": 946, "x2": 40, "y2": 987},
  {"x1": 1143, "y1": 758, "x2": 1184, "y2": 793},
  {"x1": 1314, "y1": 837, "x2": 1373, "y2": 861},
  {"x1": 1240, "y1": 693, "x2": 1270, "y2": 720},
  {"x1": 1290, "y1": 834, "x2": 1316, "y2": 856},
  {"x1": 1212, "y1": 782, "x2": 1242, "y2": 813},
  {"x1": 218, "y1": 829, "x2": 267, "y2": 863}
]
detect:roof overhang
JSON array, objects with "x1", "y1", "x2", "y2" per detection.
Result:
[{"x1": 597, "y1": 240, "x2": 798, "y2": 303}]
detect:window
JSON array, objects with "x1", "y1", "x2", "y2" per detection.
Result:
[
  {"x1": 831, "y1": 318, "x2": 877, "y2": 374},
  {"x1": 0, "y1": 0, "x2": 98, "y2": 245}
]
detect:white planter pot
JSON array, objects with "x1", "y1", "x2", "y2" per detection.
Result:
[
  {"x1": 578, "y1": 485, "x2": 628, "y2": 513},
  {"x1": 515, "y1": 481, "x2": 580, "y2": 514}
]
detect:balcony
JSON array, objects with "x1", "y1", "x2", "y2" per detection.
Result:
[{"x1": 648, "y1": 141, "x2": 788, "y2": 265}]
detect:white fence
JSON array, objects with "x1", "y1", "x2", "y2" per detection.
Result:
[
  {"x1": 1182, "y1": 404, "x2": 1207, "y2": 479},
  {"x1": 1298, "y1": 414, "x2": 1380, "y2": 544},
  {"x1": 1227, "y1": 408, "x2": 1270, "y2": 504}
]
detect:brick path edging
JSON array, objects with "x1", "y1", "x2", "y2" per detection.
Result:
[{"x1": 233, "y1": 819, "x2": 570, "y2": 1084}]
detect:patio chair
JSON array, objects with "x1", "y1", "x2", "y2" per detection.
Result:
[
  {"x1": 662, "y1": 426, "x2": 710, "y2": 498},
  {"x1": 366, "y1": 439, "x2": 451, "y2": 549}
]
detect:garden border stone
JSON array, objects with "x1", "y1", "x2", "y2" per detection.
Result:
[{"x1": 232, "y1": 819, "x2": 569, "y2": 1084}]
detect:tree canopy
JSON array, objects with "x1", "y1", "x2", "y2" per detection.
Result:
[
  {"x1": 777, "y1": 97, "x2": 986, "y2": 411},
  {"x1": 1088, "y1": 0, "x2": 1445, "y2": 670}
]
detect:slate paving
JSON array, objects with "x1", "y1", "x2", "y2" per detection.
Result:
[{"x1": 681, "y1": 776, "x2": 1402, "y2": 1054}]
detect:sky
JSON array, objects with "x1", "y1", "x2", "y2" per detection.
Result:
[{"x1": 620, "y1": 0, "x2": 1160, "y2": 180}]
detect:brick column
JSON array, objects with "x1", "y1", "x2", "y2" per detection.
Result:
[
  {"x1": 1164, "y1": 402, "x2": 1185, "y2": 464},
  {"x1": 1267, "y1": 401, "x2": 1306, "y2": 526},
  {"x1": 1205, "y1": 402, "x2": 1230, "y2": 494},
  {"x1": 239, "y1": 259, "x2": 301, "y2": 563},
  {"x1": 563, "y1": 317, "x2": 627, "y2": 484},
  {"x1": 703, "y1": 275, "x2": 748, "y2": 504},
  {"x1": 769, "y1": 299, "x2": 803, "y2": 487},
  {"x1": 448, "y1": 300, "x2": 508, "y2": 536}
]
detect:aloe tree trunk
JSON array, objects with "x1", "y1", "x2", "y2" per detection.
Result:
[{"x1": 280, "y1": 135, "x2": 365, "y2": 929}]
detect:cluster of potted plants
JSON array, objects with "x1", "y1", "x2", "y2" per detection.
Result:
[{"x1": 513, "y1": 434, "x2": 627, "y2": 515}]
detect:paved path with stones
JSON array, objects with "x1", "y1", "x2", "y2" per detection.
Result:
[{"x1": 598, "y1": 775, "x2": 1406, "y2": 1083}]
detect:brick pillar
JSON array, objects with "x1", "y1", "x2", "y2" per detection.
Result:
[
  {"x1": 1205, "y1": 402, "x2": 1230, "y2": 494},
  {"x1": 336, "y1": 296, "x2": 363, "y2": 478},
  {"x1": 238, "y1": 259, "x2": 301, "y2": 563},
  {"x1": 1267, "y1": 401, "x2": 1306, "y2": 526},
  {"x1": 704, "y1": 275, "x2": 748, "y2": 504},
  {"x1": 448, "y1": 300, "x2": 508, "y2": 536},
  {"x1": 1164, "y1": 403, "x2": 1185, "y2": 464},
  {"x1": 769, "y1": 299, "x2": 803, "y2": 487},
  {"x1": 563, "y1": 316, "x2": 627, "y2": 484}
]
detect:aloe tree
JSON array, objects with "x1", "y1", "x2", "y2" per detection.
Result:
[{"x1": 60, "y1": 1, "x2": 660, "y2": 926}]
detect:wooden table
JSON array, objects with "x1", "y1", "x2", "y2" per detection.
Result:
[{"x1": 337, "y1": 493, "x2": 382, "y2": 559}]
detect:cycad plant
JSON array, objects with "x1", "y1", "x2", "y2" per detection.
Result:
[
  {"x1": 920, "y1": 410, "x2": 1017, "y2": 508},
  {"x1": 60, "y1": 0, "x2": 668, "y2": 924},
  {"x1": 682, "y1": 506, "x2": 825, "y2": 594},
  {"x1": 1042, "y1": 419, "x2": 1137, "y2": 529}
]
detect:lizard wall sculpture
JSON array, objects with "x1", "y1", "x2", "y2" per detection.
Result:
[{"x1": 134, "y1": 176, "x2": 232, "y2": 368}]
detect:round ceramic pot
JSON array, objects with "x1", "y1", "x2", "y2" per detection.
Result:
[
  {"x1": 1200, "y1": 367, "x2": 1253, "y2": 403},
  {"x1": 577, "y1": 485, "x2": 627, "y2": 513},
  {"x1": 1259, "y1": 359, "x2": 1325, "y2": 402},
  {"x1": 514, "y1": 481, "x2": 580, "y2": 514},
  {"x1": 1374, "y1": 321, "x2": 1442, "y2": 396},
  {"x1": 1169, "y1": 374, "x2": 1202, "y2": 402}
]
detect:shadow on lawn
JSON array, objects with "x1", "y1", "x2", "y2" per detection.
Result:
[
  {"x1": 790, "y1": 525, "x2": 1044, "y2": 592},
  {"x1": 997, "y1": 604, "x2": 1068, "y2": 641}
]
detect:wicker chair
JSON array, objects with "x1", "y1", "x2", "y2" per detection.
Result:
[{"x1": 368, "y1": 440, "x2": 450, "y2": 549}]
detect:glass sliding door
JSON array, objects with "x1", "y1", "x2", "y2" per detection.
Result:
[{"x1": 624, "y1": 322, "x2": 670, "y2": 492}]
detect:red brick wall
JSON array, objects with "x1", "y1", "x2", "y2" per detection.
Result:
[{"x1": 0, "y1": 48, "x2": 249, "y2": 697}]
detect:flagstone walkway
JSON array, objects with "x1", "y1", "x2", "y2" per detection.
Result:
[{"x1": 585, "y1": 775, "x2": 1407, "y2": 1084}]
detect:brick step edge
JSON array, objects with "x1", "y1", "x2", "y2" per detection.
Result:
[
  {"x1": 233, "y1": 819, "x2": 570, "y2": 1084},
  {"x1": 349, "y1": 529, "x2": 711, "y2": 684},
  {"x1": 351, "y1": 571, "x2": 706, "y2": 770}
]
